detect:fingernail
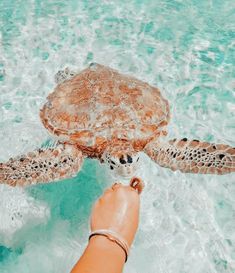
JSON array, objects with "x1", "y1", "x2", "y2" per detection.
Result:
[{"x1": 130, "y1": 177, "x2": 144, "y2": 194}]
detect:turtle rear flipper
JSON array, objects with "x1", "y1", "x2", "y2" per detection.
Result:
[
  {"x1": 54, "y1": 67, "x2": 77, "y2": 84},
  {"x1": 145, "y1": 138, "x2": 235, "y2": 175},
  {"x1": 0, "y1": 144, "x2": 84, "y2": 186}
]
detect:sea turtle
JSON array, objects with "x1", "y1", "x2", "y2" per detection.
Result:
[{"x1": 0, "y1": 63, "x2": 235, "y2": 186}]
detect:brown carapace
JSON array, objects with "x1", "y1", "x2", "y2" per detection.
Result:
[{"x1": 0, "y1": 63, "x2": 234, "y2": 186}]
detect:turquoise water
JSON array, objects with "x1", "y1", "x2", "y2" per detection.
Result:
[{"x1": 0, "y1": 0, "x2": 235, "y2": 272}]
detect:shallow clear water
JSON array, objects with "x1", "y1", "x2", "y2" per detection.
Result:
[{"x1": 0, "y1": 0, "x2": 235, "y2": 272}]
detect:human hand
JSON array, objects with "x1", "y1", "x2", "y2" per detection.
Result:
[{"x1": 90, "y1": 178, "x2": 144, "y2": 247}]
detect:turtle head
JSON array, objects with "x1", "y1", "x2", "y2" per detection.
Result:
[{"x1": 102, "y1": 141, "x2": 140, "y2": 178}]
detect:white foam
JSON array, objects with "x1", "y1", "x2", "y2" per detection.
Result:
[{"x1": 0, "y1": 185, "x2": 50, "y2": 247}]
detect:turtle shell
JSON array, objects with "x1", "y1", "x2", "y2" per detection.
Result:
[{"x1": 40, "y1": 63, "x2": 170, "y2": 148}]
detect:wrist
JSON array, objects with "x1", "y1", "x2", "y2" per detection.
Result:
[{"x1": 89, "y1": 235, "x2": 126, "y2": 263}]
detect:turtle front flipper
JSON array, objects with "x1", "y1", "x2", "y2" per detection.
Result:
[
  {"x1": 144, "y1": 138, "x2": 235, "y2": 175},
  {"x1": 0, "y1": 144, "x2": 84, "y2": 186}
]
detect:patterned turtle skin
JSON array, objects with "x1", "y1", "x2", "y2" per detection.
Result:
[{"x1": 0, "y1": 63, "x2": 234, "y2": 186}]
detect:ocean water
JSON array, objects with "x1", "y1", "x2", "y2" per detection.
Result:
[{"x1": 0, "y1": 0, "x2": 235, "y2": 272}]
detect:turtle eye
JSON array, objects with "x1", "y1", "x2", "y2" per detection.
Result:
[
  {"x1": 127, "y1": 155, "x2": 133, "y2": 163},
  {"x1": 119, "y1": 156, "x2": 126, "y2": 164}
]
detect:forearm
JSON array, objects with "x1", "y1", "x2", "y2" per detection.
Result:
[{"x1": 71, "y1": 236, "x2": 126, "y2": 273}]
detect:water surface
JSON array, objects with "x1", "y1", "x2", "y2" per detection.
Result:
[{"x1": 0, "y1": 1, "x2": 235, "y2": 272}]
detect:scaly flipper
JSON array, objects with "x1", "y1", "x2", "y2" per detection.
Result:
[
  {"x1": 0, "y1": 144, "x2": 84, "y2": 186},
  {"x1": 144, "y1": 138, "x2": 235, "y2": 175}
]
